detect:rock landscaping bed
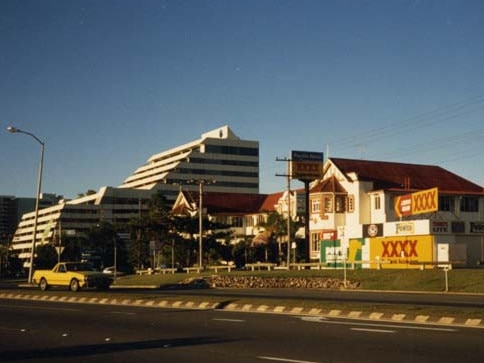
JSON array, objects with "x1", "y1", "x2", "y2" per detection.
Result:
[{"x1": 182, "y1": 275, "x2": 360, "y2": 289}]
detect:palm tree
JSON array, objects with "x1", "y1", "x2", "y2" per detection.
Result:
[{"x1": 253, "y1": 211, "x2": 286, "y2": 263}]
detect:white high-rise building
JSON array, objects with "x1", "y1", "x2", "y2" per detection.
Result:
[{"x1": 119, "y1": 125, "x2": 259, "y2": 199}]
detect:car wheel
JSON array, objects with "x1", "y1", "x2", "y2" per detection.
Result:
[
  {"x1": 39, "y1": 278, "x2": 49, "y2": 291},
  {"x1": 69, "y1": 278, "x2": 80, "y2": 292}
]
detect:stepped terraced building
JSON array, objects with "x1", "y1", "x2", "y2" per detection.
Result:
[{"x1": 9, "y1": 126, "x2": 259, "y2": 267}]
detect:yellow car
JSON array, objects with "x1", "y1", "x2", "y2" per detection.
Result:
[{"x1": 32, "y1": 262, "x2": 113, "y2": 291}]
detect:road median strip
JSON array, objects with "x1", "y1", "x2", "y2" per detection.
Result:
[{"x1": 1, "y1": 291, "x2": 483, "y2": 329}]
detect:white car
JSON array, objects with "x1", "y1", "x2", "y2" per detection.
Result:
[{"x1": 102, "y1": 266, "x2": 124, "y2": 276}]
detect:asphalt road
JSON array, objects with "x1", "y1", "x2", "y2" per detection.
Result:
[
  {"x1": 142, "y1": 286, "x2": 484, "y2": 309},
  {"x1": 1, "y1": 298, "x2": 483, "y2": 363}
]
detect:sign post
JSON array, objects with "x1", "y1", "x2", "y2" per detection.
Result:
[{"x1": 291, "y1": 151, "x2": 324, "y2": 262}]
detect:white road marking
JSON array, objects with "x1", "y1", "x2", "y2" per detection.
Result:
[
  {"x1": 350, "y1": 327, "x2": 395, "y2": 334},
  {"x1": 299, "y1": 316, "x2": 456, "y2": 332},
  {"x1": 213, "y1": 318, "x2": 245, "y2": 323},
  {"x1": 258, "y1": 356, "x2": 321, "y2": 363}
]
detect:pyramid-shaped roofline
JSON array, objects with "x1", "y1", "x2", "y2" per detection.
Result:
[
  {"x1": 201, "y1": 125, "x2": 240, "y2": 140},
  {"x1": 181, "y1": 190, "x2": 270, "y2": 215},
  {"x1": 146, "y1": 125, "x2": 246, "y2": 163},
  {"x1": 311, "y1": 175, "x2": 347, "y2": 193},
  {"x1": 329, "y1": 157, "x2": 483, "y2": 194}
]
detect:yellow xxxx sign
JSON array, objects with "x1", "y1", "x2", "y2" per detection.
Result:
[
  {"x1": 395, "y1": 187, "x2": 438, "y2": 217},
  {"x1": 412, "y1": 187, "x2": 438, "y2": 214}
]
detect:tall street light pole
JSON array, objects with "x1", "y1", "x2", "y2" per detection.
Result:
[
  {"x1": 188, "y1": 179, "x2": 215, "y2": 270},
  {"x1": 198, "y1": 181, "x2": 203, "y2": 270},
  {"x1": 7, "y1": 126, "x2": 45, "y2": 284}
]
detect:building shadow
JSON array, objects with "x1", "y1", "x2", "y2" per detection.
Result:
[{"x1": 0, "y1": 335, "x2": 234, "y2": 362}]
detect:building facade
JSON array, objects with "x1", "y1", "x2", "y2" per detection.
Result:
[
  {"x1": 309, "y1": 158, "x2": 484, "y2": 268},
  {"x1": 10, "y1": 187, "x2": 152, "y2": 266},
  {"x1": 119, "y1": 125, "x2": 260, "y2": 200},
  {"x1": 172, "y1": 157, "x2": 484, "y2": 268}
]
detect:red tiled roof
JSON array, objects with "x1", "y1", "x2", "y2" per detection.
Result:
[
  {"x1": 311, "y1": 175, "x2": 347, "y2": 193},
  {"x1": 183, "y1": 191, "x2": 271, "y2": 215},
  {"x1": 259, "y1": 191, "x2": 284, "y2": 212},
  {"x1": 330, "y1": 158, "x2": 483, "y2": 194}
]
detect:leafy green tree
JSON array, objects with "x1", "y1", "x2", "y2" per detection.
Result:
[
  {"x1": 35, "y1": 244, "x2": 58, "y2": 269},
  {"x1": 252, "y1": 211, "x2": 286, "y2": 263},
  {"x1": 231, "y1": 239, "x2": 250, "y2": 267},
  {"x1": 125, "y1": 191, "x2": 180, "y2": 270},
  {"x1": 123, "y1": 190, "x2": 233, "y2": 270},
  {"x1": 84, "y1": 222, "x2": 123, "y2": 270},
  {"x1": 61, "y1": 236, "x2": 85, "y2": 262}
]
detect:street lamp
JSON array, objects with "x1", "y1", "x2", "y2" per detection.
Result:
[
  {"x1": 7, "y1": 126, "x2": 45, "y2": 284},
  {"x1": 187, "y1": 179, "x2": 215, "y2": 270}
]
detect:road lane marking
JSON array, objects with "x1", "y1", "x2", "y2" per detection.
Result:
[
  {"x1": 258, "y1": 356, "x2": 321, "y2": 363},
  {"x1": 213, "y1": 318, "x2": 245, "y2": 323},
  {"x1": 299, "y1": 316, "x2": 456, "y2": 332},
  {"x1": 350, "y1": 327, "x2": 395, "y2": 334}
]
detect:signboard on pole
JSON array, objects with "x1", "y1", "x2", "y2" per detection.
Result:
[
  {"x1": 394, "y1": 187, "x2": 438, "y2": 218},
  {"x1": 291, "y1": 150, "x2": 324, "y2": 180}
]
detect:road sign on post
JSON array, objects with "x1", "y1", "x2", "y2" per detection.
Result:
[
  {"x1": 290, "y1": 150, "x2": 324, "y2": 263},
  {"x1": 290, "y1": 150, "x2": 324, "y2": 180}
]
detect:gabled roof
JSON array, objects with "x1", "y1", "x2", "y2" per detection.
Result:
[
  {"x1": 329, "y1": 158, "x2": 483, "y2": 194},
  {"x1": 177, "y1": 191, "x2": 271, "y2": 215},
  {"x1": 259, "y1": 191, "x2": 284, "y2": 212},
  {"x1": 171, "y1": 189, "x2": 293, "y2": 216},
  {"x1": 311, "y1": 175, "x2": 347, "y2": 193}
]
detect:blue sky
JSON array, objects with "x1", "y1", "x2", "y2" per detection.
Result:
[{"x1": 1, "y1": 0, "x2": 483, "y2": 199}]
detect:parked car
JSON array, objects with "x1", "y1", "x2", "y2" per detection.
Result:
[{"x1": 102, "y1": 266, "x2": 125, "y2": 276}]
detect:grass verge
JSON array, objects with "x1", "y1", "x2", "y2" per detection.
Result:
[{"x1": 114, "y1": 268, "x2": 484, "y2": 293}]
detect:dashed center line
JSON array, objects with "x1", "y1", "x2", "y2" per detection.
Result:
[{"x1": 258, "y1": 356, "x2": 321, "y2": 363}]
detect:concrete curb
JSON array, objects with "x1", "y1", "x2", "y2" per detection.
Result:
[{"x1": 1, "y1": 291, "x2": 483, "y2": 329}]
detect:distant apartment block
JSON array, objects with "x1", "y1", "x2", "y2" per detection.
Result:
[{"x1": 1, "y1": 193, "x2": 62, "y2": 244}]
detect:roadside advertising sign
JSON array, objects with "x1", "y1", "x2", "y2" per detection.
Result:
[
  {"x1": 363, "y1": 223, "x2": 383, "y2": 238},
  {"x1": 394, "y1": 187, "x2": 438, "y2": 218},
  {"x1": 370, "y1": 235, "x2": 434, "y2": 269},
  {"x1": 291, "y1": 150, "x2": 324, "y2": 180}
]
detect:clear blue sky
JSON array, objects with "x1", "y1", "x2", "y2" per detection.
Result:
[{"x1": 1, "y1": 0, "x2": 483, "y2": 199}]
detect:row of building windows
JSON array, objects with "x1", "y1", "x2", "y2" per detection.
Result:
[
  {"x1": 373, "y1": 195, "x2": 480, "y2": 213},
  {"x1": 311, "y1": 195, "x2": 355, "y2": 213},
  {"x1": 205, "y1": 145, "x2": 259, "y2": 157},
  {"x1": 176, "y1": 168, "x2": 258, "y2": 178},
  {"x1": 313, "y1": 194, "x2": 481, "y2": 214},
  {"x1": 244, "y1": 214, "x2": 266, "y2": 227},
  {"x1": 166, "y1": 179, "x2": 259, "y2": 191},
  {"x1": 213, "y1": 215, "x2": 245, "y2": 228},
  {"x1": 188, "y1": 157, "x2": 259, "y2": 168}
]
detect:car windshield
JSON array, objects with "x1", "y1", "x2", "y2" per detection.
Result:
[{"x1": 65, "y1": 263, "x2": 95, "y2": 272}]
